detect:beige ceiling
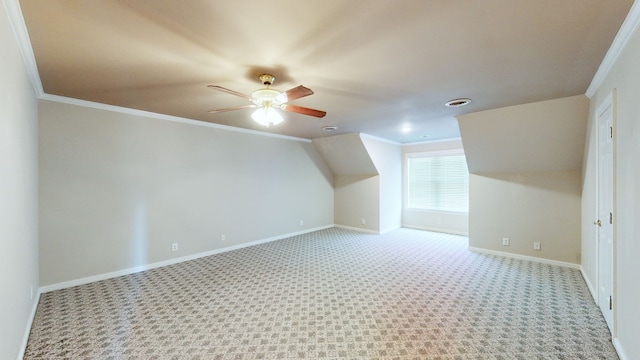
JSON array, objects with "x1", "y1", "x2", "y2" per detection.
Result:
[{"x1": 19, "y1": 0, "x2": 632, "y2": 143}]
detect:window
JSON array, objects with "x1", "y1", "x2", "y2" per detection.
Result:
[{"x1": 407, "y1": 151, "x2": 469, "y2": 213}]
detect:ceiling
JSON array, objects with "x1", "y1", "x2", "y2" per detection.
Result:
[{"x1": 19, "y1": 0, "x2": 632, "y2": 143}]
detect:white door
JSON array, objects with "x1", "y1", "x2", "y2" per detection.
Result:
[{"x1": 597, "y1": 103, "x2": 614, "y2": 333}]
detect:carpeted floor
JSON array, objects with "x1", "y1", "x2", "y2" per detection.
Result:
[{"x1": 25, "y1": 228, "x2": 618, "y2": 359}]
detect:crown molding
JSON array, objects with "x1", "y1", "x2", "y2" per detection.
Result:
[
  {"x1": 3, "y1": 0, "x2": 43, "y2": 96},
  {"x1": 4, "y1": 0, "x2": 311, "y2": 143},
  {"x1": 586, "y1": 1, "x2": 640, "y2": 98},
  {"x1": 401, "y1": 136, "x2": 463, "y2": 147},
  {"x1": 359, "y1": 133, "x2": 402, "y2": 145},
  {"x1": 40, "y1": 94, "x2": 312, "y2": 143}
]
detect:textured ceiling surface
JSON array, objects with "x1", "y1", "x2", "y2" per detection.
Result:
[{"x1": 20, "y1": 0, "x2": 632, "y2": 143}]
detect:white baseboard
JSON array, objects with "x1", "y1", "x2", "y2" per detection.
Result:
[
  {"x1": 28, "y1": 225, "x2": 630, "y2": 360},
  {"x1": 379, "y1": 225, "x2": 401, "y2": 234},
  {"x1": 470, "y1": 250, "x2": 628, "y2": 359},
  {"x1": 582, "y1": 270, "x2": 628, "y2": 360},
  {"x1": 582, "y1": 273, "x2": 628, "y2": 360},
  {"x1": 334, "y1": 224, "x2": 380, "y2": 234},
  {"x1": 334, "y1": 224, "x2": 403, "y2": 234},
  {"x1": 40, "y1": 225, "x2": 334, "y2": 293},
  {"x1": 613, "y1": 338, "x2": 629, "y2": 360},
  {"x1": 579, "y1": 267, "x2": 598, "y2": 303},
  {"x1": 18, "y1": 289, "x2": 41, "y2": 360},
  {"x1": 468, "y1": 247, "x2": 580, "y2": 270},
  {"x1": 402, "y1": 224, "x2": 468, "y2": 236}
]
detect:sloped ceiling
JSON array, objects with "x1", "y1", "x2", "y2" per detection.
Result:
[
  {"x1": 312, "y1": 134, "x2": 378, "y2": 176},
  {"x1": 17, "y1": 0, "x2": 632, "y2": 143},
  {"x1": 457, "y1": 95, "x2": 589, "y2": 174}
]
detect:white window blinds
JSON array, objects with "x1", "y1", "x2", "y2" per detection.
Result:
[{"x1": 407, "y1": 152, "x2": 469, "y2": 213}]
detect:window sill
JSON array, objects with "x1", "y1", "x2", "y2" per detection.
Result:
[{"x1": 405, "y1": 208, "x2": 468, "y2": 215}]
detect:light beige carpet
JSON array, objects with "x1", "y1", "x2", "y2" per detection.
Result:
[{"x1": 25, "y1": 228, "x2": 618, "y2": 359}]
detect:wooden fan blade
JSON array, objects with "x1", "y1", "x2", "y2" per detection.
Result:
[
  {"x1": 275, "y1": 85, "x2": 314, "y2": 103},
  {"x1": 207, "y1": 85, "x2": 252, "y2": 100},
  {"x1": 281, "y1": 104, "x2": 326, "y2": 118},
  {"x1": 208, "y1": 104, "x2": 256, "y2": 113}
]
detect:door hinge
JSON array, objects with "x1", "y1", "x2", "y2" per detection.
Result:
[
  {"x1": 609, "y1": 296, "x2": 613, "y2": 310},
  {"x1": 610, "y1": 212, "x2": 613, "y2": 224},
  {"x1": 610, "y1": 126, "x2": 613, "y2": 139}
]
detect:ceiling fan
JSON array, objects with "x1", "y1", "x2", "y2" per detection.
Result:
[{"x1": 207, "y1": 74, "x2": 327, "y2": 127}]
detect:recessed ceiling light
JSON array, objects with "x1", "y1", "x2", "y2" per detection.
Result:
[
  {"x1": 322, "y1": 126, "x2": 338, "y2": 132},
  {"x1": 445, "y1": 98, "x2": 472, "y2": 107}
]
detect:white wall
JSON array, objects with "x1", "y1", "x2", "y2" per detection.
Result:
[
  {"x1": 313, "y1": 133, "x2": 401, "y2": 233},
  {"x1": 0, "y1": 2, "x2": 39, "y2": 359},
  {"x1": 457, "y1": 96, "x2": 588, "y2": 265},
  {"x1": 361, "y1": 136, "x2": 402, "y2": 233},
  {"x1": 469, "y1": 171, "x2": 582, "y2": 264},
  {"x1": 334, "y1": 175, "x2": 380, "y2": 231},
  {"x1": 458, "y1": 95, "x2": 589, "y2": 173},
  {"x1": 38, "y1": 100, "x2": 334, "y2": 286},
  {"x1": 584, "y1": 6, "x2": 640, "y2": 358},
  {"x1": 402, "y1": 138, "x2": 469, "y2": 235},
  {"x1": 311, "y1": 133, "x2": 378, "y2": 176},
  {"x1": 312, "y1": 133, "x2": 380, "y2": 232}
]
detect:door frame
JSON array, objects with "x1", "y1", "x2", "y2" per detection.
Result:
[{"x1": 594, "y1": 90, "x2": 617, "y2": 336}]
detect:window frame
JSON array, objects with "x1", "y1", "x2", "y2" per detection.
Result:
[{"x1": 405, "y1": 149, "x2": 469, "y2": 214}]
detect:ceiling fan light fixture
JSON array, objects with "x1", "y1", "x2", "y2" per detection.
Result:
[
  {"x1": 207, "y1": 73, "x2": 326, "y2": 122},
  {"x1": 251, "y1": 107, "x2": 283, "y2": 127},
  {"x1": 445, "y1": 98, "x2": 472, "y2": 107},
  {"x1": 251, "y1": 88, "x2": 282, "y2": 106}
]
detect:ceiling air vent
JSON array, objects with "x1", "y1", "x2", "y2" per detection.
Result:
[{"x1": 445, "y1": 98, "x2": 471, "y2": 107}]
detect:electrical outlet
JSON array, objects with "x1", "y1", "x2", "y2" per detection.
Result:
[
  {"x1": 502, "y1": 237, "x2": 510, "y2": 246},
  {"x1": 300, "y1": 220, "x2": 304, "y2": 226},
  {"x1": 171, "y1": 243, "x2": 178, "y2": 251},
  {"x1": 533, "y1": 242, "x2": 541, "y2": 251},
  {"x1": 361, "y1": 218, "x2": 366, "y2": 225},
  {"x1": 221, "y1": 234, "x2": 225, "y2": 241}
]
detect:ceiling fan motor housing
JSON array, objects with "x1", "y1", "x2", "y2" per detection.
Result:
[{"x1": 259, "y1": 74, "x2": 275, "y2": 86}]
